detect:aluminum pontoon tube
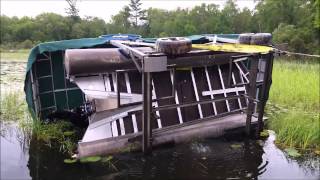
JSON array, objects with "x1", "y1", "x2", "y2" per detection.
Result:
[{"x1": 65, "y1": 47, "x2": 153, "y2": 75}]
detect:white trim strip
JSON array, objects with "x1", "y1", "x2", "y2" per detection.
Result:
[
  {"x1": 124, "y1": 73, "x2": 131, "y2": 93},
  {"x1": 235, "y1": 62, "x2": 249, "y2": 82},
  {"x1": 104, "y1": 73, "x2": 111, "y2": 91},
  {"x1": 119, "y1": 118, "x2": 126, "y2": 135},
  {"x1": 205, "y1": 67, "x2": 217, "y2": 115},
  {"x1": 111, "y1": 121, "x2": 118, "y2": 137},
  {"x1": 238, "y1": 65, "x2": 248, "y2": 105},
  {"x1": 152, "y1": 80, "x2": 162, "y2": 128},
  {"x1": 132, "y1": 115, "x2": 138, "y2": 133},
  {"x1": 218, "y1": 65, "x2": 230, "y2": 112},
  {"x1": 202, "y1": 86, "x2": 245, "y2": 96},
  {"x1": 112, "y1": 73, "x2": 117, "y2": 92},
  {"x1": 170, "y1": 71, "x2": 183, "y2": 124},
  {"x1": 125, "y1": 72, "x2": 138, "y2": 133},
  {"x1": 106, "y1": 73, "x2": 119, "y2": 137},
  {"x1": 190, "y1": 68, "x2": 203, "y2": 118}
]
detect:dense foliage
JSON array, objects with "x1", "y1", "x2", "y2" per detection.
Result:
[{"x1": 0, "y1": 0, "x2": 319, "y2": 54}]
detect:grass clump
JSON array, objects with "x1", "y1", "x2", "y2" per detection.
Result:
[
  {"x1": 0, "y1": 89, "x2": 80, "y2": 155},
  {"x1": 32, "y1": 119, "x2": 79, "y2": 155},
  {"x1": 0, "y1": 90, "x2": 26, "y2": 122},
  {"x1": 267, "y1": 58, "x2": 320, "y2": 152},
  {"x1": 269, "y1": 59, "x2": 319, "y2": 111},
  {"x1": 268, "y1": 110, "x2": 319, "y2": 150}
]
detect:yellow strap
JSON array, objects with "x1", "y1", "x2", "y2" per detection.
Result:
[{"x1": 192, "y1": 43, "x2": 273, "y2": 54}]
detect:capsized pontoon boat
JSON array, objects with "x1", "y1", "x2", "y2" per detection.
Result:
[{"x1": 24, "y1": 34, "x2": 274, "y2": 157}]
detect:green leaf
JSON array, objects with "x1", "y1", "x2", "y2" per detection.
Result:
[
  {"x1": 260, "y1": 130, "x2": 269, "y2": 138},
  {"x1": 285, "y1": 148, "x2": 301, "y2": 157},
  {"x1": 80, "y1": 156, "x2": 101, "y2": 163},
  {"x1": 63, "y1": 131, "x2": 74, "y2": 136},
  {"x1": 230, "y1": 144, "x2": 242, "y2": 149},
  {"x1": 101, "y1": 156, "x2": 113, "y2": 162},
  {"x1": 64, "y1": 159, "x2": 77, "y2": 164}
]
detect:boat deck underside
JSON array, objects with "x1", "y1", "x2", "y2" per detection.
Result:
[{"x1": 75, "y1": 59, "x2": 265, "y2": 157}]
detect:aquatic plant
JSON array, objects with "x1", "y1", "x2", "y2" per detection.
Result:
[
  {"x1": 0, "y1": 90, "x2": 26, "y2": 122},
  {"x1": 260, "y1": 130, "x2": 269, "y2": 138},
  {"x1": 64, "y1": 159, "x2": 77, "y2": 164},
  {"x1": 0, "y1": 86, "x2": 82, "y2": 155},
  {"x1": 269, "y1": 59, "x2": 319, "y2": 111},
  {"x1": 32, "y1": 119, "x2": 80, "y2": 155},
  {"x1": 230, "y1": 144, "x2": 242, "y2": 149},
  {"x1": 285, "y1": 148, "x2": 302, "y2": 157},
  {"x1": 267, "y1": 58, "x2": 320, "y2": 151},
  {"x1": 80, "y1": 156, "x2": 102, "y2": 163}
]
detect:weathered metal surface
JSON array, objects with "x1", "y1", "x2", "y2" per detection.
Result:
[
  {"x1": 245, "y1": 55, "x2": 259, "y2": 135},
  {"x1": 65, "y1": 48, "x2": 246, "y2": 76},
  {"x1": 142, "y1": 72, "x2": 152, "y2": 153},
  {"x1": 78, "y1": 113, "x2": 257, "y2": 157},
  {"x1": 257, "y1": 53, "x2": 274, "y2": 133},
  {"x1": 65, "y1": 47, "x2": 153, "y2": 76}
]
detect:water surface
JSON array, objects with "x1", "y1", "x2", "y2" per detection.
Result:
[{"x1": 1, "y1": 123, "x2": 319, "y2": 180}]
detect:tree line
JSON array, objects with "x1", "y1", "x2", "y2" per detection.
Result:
[{"x1": 1, "y1": 0, "x2": 319, "y2": 54}]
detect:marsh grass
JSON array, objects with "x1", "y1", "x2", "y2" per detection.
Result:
[
  {"x1": 0, "y1": 49, "x2": 29, "y2": 62},
  {"x1": 0, "y1": 89, "x2": 79, "y2": 155},
  {"x1": 269, "y1": 59, "x2": 319, "y2": 111},
  {"x1": 32, "y1": 119, "x2": 79, "y2": 155},
  {"x1": 0, "y1": 90, "x2": 27, "y2": 122},
  {"x1": 267, "y1": 58, "x2": 320, "y2": 151}
]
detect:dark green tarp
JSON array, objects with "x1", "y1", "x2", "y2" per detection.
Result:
[{"x1": 24, "y1": 37, "x2": 112, "y2": 117}]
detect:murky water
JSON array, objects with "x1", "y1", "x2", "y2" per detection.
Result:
[
  {"x1": 1, "y1": 61, "x2": 319, "y2": 179},
  {"x1": 1, "y1": 123, "x2": 319, "y2": 180}
]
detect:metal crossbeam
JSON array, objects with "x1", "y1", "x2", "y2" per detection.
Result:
[{"x1": 202, "y1": 86, "x2": 245, "y2": 96}]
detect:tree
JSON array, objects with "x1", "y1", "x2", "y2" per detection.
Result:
[
  {"x1": 65, "y1": 0, "x2": 80, "y2": 20},
  {"x1": 218, "y1": 0, "x2": 239, "y2": 33},
  {"x1": 108, "y1": 6, "x2": 132, "y2": 33},
  {"x1": 128, "y1": 0, "x2": 146, "y2": 27}
]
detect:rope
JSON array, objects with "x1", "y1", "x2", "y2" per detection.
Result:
[{"x1": 275, "y1": 49, "x2": 320, "y2": 58}]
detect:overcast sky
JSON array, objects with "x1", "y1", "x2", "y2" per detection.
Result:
[{"x1": 1, "y1": 0, "x2": 256, "y2": 22}]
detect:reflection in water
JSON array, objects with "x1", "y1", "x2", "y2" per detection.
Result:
[
  {"x1": 259, "y1": 131, "x2": 320, "y2": 179},
  {"x1": 1, "y1": 123, "x2": 319, "y2": 180},
  {"x1": 0, "y1": 123, "x2": 31, "y2": 180}
]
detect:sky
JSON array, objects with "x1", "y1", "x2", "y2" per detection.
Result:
[{"x1": 1, "y1": 0, "x2": 257, "y2": 22}]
